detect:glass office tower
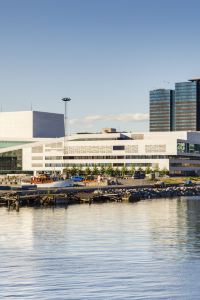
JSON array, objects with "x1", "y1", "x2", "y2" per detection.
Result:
[
  {"x1": 175, "y1": 79, "x2": 200, "y2": 131},
  {"x1": 150, "y1": 89, "x2": 175, "y2": 131}
]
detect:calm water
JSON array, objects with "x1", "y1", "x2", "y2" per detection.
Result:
[{"x1": 1, "y1": 198, "x2": 200, "y2": 299}]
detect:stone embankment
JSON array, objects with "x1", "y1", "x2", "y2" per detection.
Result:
[{"x1": 0, "y1": 184, "x2": 200, "y2": 210}]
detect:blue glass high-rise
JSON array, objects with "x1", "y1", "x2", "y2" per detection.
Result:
[
  {"x1": 175, "y1": 79, "x2": 200, "y2": 131},
  {"x1": 149, "y1": 89, "x2": 175, "y2": 132},
  {"x1": 150, "y1": 78, "x2": 200, "y2": 132}
]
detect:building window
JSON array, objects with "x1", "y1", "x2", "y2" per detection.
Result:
[
  {"x1": 32, "y1": 163, "x2": 43, "y2": 167},
  {"x1": 113, "y1": 146, "x2": 125, "y2": 151},
  {"x1": 32, "y1": 156, "x2": 43, "y2": 160},
  {"x1": 177, "y1": 142, "x2": 187, "y2": 153},
  {"x1": 45, "y1": 163, "x2": 62, "y2": 167},
  {"x1": 45, "y1": 156, "x2": 62, "y2": 160},
  {"x1": 125, "y1": 163, "x2": 152, "y2": 167},
  {"x1": 32, "y1": 146, "x2": 43, "y2": 153},
  {"x1": 113, "y1": 163, "x2": 124, "y2": 167}
]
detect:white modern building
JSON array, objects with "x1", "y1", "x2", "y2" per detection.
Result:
[
  {"x1": 1, "y1": 124, "x2": 200, "y2": 175},
  {"x1": 0, "y1": 111, "x2": 64, "y2": 138}
]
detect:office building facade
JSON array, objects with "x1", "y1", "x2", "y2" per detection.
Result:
[
  {"x1": 175, "y1": 79, "x2": 200, "y2": 131},
  {"x1": 150, "y1": 89, "x2": 174, "y2": 132},
  {"x1": 150, "y1": 78, "x2": 200, "y2": 132}
]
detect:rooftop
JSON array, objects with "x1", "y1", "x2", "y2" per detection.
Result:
[{"x1": 189, "y1": 78, "x2": 200, "y2": 82}]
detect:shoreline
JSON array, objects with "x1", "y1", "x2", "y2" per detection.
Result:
[{"x1": 0, "y1": 183, "x2": 200, "y2": 210}]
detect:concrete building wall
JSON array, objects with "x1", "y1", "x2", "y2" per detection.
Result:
[
  {"x1": 22, "y1": 147, "x2": 34, "y2": 171},
  {"x1": 0, "y1": 111, "x2": 33, "y2": 139},
  {"x1": 0, "y1": 111, "x2": 64, "y2": 139}
]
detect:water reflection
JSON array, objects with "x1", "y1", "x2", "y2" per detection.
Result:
[
  {"x1": 1, "y1": 199, "x2": 200, "y2": 299},
  {"x1": 185, "y1": 197, "x2": 200, "y2": 254},
  {"x1": 0, "y1": 208, "x2": 34, "y2": 250}
]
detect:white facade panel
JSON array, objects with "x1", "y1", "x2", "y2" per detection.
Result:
[
  {"x1": 0, "y1": 111, "x2": 33, "y2": 139},
  {"x1": 0, "y1": 111, "x2": 64, "y2": 139},
  {"x1": 22, "y1": 147, "x2": 34, "y2": 171}
]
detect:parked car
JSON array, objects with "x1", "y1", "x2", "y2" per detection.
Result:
[
  {"x1": 71, "y1": 176, "x2": 84, "y2": 182},
  {"x1": 183, "y1": 180, "x2": 195, "y2": 186},
  {"x1": 132, "y1": 171, "x2": 145, "y2": 179}
]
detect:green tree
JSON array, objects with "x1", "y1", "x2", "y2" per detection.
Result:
[
  {"x1": 121, "y1": 165, "x2": 127, "y2": 177},
  {"x1": 92, "y1": 164, "x2": 99, "y2": 175},
  {"x1": 77, "y1": 165, "x2": 84, "y2": 176},
  {"x1": 85, "y1": 166, "x2": 91, "y2": 176},
  {"x1": 100, "y1": 165, "x2": 105, "y2": 175},
  {"x1": 160, "y1": 167, "x2": 168, "y2": 176},
  {"x1": 63, "y1": 167, "x2": 71, "y2": 178},
  {"x1": 138, "y1": 167, "x2": 144, "y2": 172},
  {"x1": 105, "y1": 164, "x2": 114, "y2": 176},
  {"x1": 114, "y1": 167, "x2": 120, "y2": 177},
  {"x1": 71, "y1": 165, "x2": 78, "y2": 176},
  {"x1": 153, "y1": 165, "x2": 160, "y2": 173},
  {"x1": 130, "y1": 164, "x2": 135, "y2": 175},
  {"x1": 145, "y1": 166, "x2": 152, "y2": 174}
]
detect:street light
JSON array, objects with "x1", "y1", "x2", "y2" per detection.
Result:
[
  {"x1": 61, "y1": 97, "x2": 71, "y2": 175},
  {"x1": 62, "y1": 97, "x2": 71, "y2": 139}
]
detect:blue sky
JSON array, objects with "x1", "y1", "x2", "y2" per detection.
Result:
[{"x1": 0, "y1": 0, "x2": 200, "y2": 133}]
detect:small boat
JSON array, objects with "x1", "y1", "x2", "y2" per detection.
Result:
[{"x1": 21, "y1": 174, "x2": 74, "y2": 188}]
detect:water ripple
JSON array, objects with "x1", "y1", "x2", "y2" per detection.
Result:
[{"x1": 1, "y1": 198, "x2": 200, "y2": 299}]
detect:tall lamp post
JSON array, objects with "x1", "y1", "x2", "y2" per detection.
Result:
[
  {"x1": 61, "y1": 97, "x2": 71, "y2": 174},
  {"x1": 62, "y1": 97, "x2": 71, "y2": 138}
]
